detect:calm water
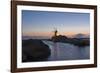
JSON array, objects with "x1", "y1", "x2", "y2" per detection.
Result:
[{"x1": 43, "y1": 40, "x2": 90, "y2": 61}]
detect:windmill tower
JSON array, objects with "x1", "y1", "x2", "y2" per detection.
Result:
[
  {"x1": 54, "y1": 28, "x2": 58, "y2": 37},
  {"x1": 52, "y1": 28, "x2": 59, "y2": 60}
]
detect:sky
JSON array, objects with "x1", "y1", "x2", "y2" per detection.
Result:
[{"x1": 22, "y1": 10, "x2": 90, "y2": 39}]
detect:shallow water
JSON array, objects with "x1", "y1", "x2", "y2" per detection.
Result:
[{"x1": 43, "y1": 40, "x2": 90, "y2": 61}]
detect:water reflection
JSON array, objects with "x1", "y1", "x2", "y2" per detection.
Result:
[{"x1": 43, "y1": 40, "x2": 90, "y2": 61}]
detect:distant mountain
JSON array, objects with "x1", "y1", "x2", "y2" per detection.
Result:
[{"x1": 73, "y1": 33, "x2": 89, "y2": 38}]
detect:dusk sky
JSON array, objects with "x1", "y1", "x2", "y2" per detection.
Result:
[{"x1": 22, "y1": 10, "x2": 90, "y2": 39}]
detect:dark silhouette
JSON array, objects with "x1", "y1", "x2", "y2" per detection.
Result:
[
  {"x1": 52, "y1": 35, "x2": 89, "y2": 46},
  {"x1": 54, "y1": 29, "x2": 58, "y2": 37},
  {"x1": 51, "y1": 29, "x2": 89, "y2": 46},
  {"x1": 22, "y1": 39, "x2": 51, "y2": 62}
]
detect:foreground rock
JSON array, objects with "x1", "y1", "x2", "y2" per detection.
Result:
[{"x1": 22, "y1": 39, "x2": 51, "y2": 62}]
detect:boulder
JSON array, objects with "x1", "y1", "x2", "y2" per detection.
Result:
[{"x1": 22, "y1": 39, "x2": 51, "y2": 62}]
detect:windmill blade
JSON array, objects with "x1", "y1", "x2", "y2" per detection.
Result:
[{"x1": 51, "y1": 27, "x2": 57, "y2": 32}]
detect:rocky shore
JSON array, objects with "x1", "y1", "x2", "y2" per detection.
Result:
[
  {"x1": 22, "y1": 39, "x2": 51, "y2": 62},
  {"x1": 52, "y1": 35, "x2": 89, "y2": 47}
]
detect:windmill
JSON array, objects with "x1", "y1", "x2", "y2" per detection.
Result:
[
  {"x1": 53, "y1": 27, "x2": 58, "y2": 37},
  {"x1": 51, "y1": 28, "x2": 59, "y2": 60}
]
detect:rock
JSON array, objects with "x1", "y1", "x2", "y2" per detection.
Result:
[
  {"x1": 22, "y1": 39, "x2": 51, "y2": 62},
  {"x1": 52, "y1": 35, "x2": 68, "y2": 42},
  {"x1": 51, "y1": 35, "x2": 89, "y2": 47}
]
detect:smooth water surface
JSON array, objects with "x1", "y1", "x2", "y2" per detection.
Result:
[{"x1": 43, "y1": 40, "x2": 90, "y2": 61}]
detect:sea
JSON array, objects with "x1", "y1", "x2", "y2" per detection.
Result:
[{"x1": 42, "y1": 40, "x2": 90, "y2": 61}]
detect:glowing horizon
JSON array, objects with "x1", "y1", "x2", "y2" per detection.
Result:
[
  {"x1": 22, "y1": 31, "x2": 89, "y2": 39},
  {"x1": 22, "y1": 10, "x2": 90, "y2": 39}
]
